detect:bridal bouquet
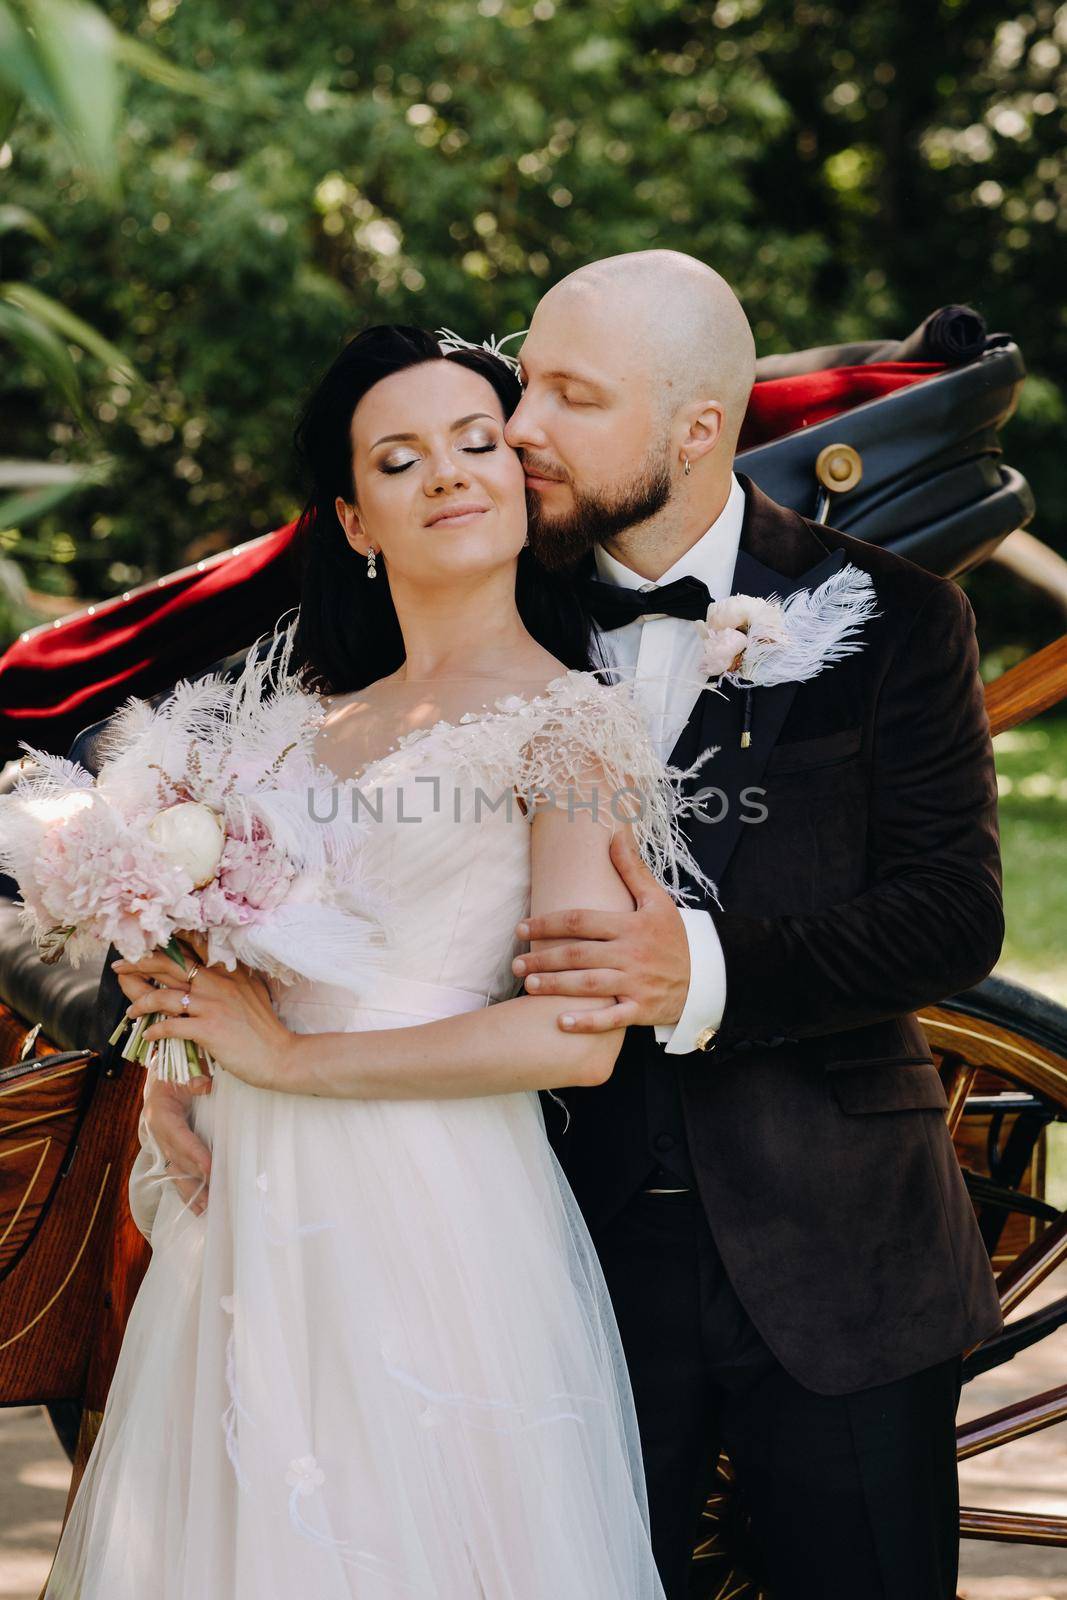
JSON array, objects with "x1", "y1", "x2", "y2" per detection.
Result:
[{"x1": 0, "y1": 624, "x2": 384, "y2": 1082}]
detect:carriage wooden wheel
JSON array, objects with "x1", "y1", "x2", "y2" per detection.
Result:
[
  {"x1": 691, "y1": 981, "x2": 1067, "y2": 1598},
  {"x1": 690, "y1": 635, "x2": 1067, "y2": 1599}
]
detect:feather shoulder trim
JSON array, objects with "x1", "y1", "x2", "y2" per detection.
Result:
[{"x1": 378, "y1": 669, "x2": 716, "y2": 906}]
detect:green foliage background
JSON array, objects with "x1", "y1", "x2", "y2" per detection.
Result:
[{"x1": 1, "y1": 0, "x2": 1064, "y2": 653}]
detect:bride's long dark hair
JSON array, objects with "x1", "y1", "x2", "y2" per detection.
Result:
[{"x1": 290, "y1": 325, "x2": 597, "y2": 694}]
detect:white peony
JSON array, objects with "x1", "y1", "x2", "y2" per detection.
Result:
[
  {"x1": 147, "y1": 801, "x2": 226, "y2": 888},
  {"x1": 705, "y1": 594, "x2": 787, "y2": 642}
]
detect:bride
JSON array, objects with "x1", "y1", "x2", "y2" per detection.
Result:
[{"x1": 45, "y1": 326, "x2": 703, "y2": 1599}]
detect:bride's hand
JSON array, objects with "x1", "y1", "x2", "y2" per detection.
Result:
[
  {"x1": 112, "y1": 943, "x2": 295, "y2": 1092},
  {"x1": 143, "y1": 1072, "x2": 213, "y2": 1214}
]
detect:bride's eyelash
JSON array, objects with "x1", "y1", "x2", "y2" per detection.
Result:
[{"x1": 381, "y1": 442, "x2": 497, "y2": 475}]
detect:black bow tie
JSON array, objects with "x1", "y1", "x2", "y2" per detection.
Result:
[{"x1": 579, "y1": 573, "x2": 712, "y2": 632}]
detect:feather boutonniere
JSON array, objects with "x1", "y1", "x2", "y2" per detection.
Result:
[{"x1": 697, "y1": 564, "x2": 878, "y2": 747}]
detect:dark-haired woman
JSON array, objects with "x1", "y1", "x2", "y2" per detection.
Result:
[{"x1": 46, "y1": 329, "x2": 695, "y2": 1599}]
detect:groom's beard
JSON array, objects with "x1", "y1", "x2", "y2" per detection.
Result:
[{"x1": 525, "y1": 453, "x2": 673, "y2": 573}]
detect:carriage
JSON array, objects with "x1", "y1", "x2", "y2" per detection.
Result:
[{"x1": 0, "y1": 310, "x2": 1064, "y2": 1595}]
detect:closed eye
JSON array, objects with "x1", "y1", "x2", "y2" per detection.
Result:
[{"x1": 380, "y1": 442, "x2": 498, "y2": 475}]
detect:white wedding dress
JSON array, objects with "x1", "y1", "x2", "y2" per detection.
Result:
[{"x1": 46, "y1": 670, "x2": 691, "y2": 1600}]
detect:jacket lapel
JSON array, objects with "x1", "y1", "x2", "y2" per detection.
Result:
[{"x1": 669, "y1": 479, "x2": 843, "y2": 894}]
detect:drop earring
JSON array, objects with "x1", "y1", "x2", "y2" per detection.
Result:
[{"x1": 366, "y1": 546, "x2": 378, "y2": 580}]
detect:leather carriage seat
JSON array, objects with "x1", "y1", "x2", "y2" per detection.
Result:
[{"x1": 0, "y1": 897, "x2": 106, "y2": 1054}]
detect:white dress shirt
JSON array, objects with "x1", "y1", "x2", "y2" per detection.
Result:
[{"x1": 593, "y1": 472, "x2": 746, "y2": 1054}]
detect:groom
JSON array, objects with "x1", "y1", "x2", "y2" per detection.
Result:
[{"x1": 503, "y1": 252, "x2": 1004, "y2": 1599}]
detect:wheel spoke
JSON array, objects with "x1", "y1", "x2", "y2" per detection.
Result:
[
  {"x1": 963, "y1": 1292, "x2": 1067, "y2": 1379},
  {"x1": 939, "y1": 1054, "x2": 978, "y2": 1136},
  {"x1": 956, "y1": 1380, "x2": 1067, "y2": 1460},
  {"x1": 960, "y1": 1506, "x2": 1067, "y2": 1546},
  {"x1": 962, "y1": 1168, "x2": 1060, "y2": 1223},
  {"x1": 994, "y1": 1210, "x2": 1067, "y2": 1318}
]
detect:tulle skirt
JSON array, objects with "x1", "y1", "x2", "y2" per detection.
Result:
[{"x1": 45, "y1": 984, "x2": 664, "y2": 1599}]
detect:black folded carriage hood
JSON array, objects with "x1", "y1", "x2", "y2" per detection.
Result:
[{"x1": 740, "y1": 336, "x2": 1033, "y2": 578}]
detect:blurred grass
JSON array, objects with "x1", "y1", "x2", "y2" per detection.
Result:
[
  {"x1": 991, "y1": 713, "x2": 1067, "y2": 1205},
  {"x1": 992, "y1": 713, "x2": 1067, "y2": 1010}
]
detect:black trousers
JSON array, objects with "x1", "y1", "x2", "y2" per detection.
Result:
[{"x1": 593, "y1": 1187, "x2": 962, "y2": 1600}]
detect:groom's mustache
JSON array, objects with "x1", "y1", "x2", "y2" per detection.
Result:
[{"x1": 521, "y1": 453, "x2": 570, "y2": 486}]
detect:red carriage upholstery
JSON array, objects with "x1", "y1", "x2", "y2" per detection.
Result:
[
  {"x1": 737, "y1": 361, "x2": 943, "y2": 452},
  {"x1": 0, "y1": 521, "x2": 305, "y2": 760}
]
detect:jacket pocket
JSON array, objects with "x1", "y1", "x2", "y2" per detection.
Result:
[
  {"x1": 829, "y1": 1059, "x2": 948, "y2": 1115},
  {"x1": 819, "y1": 1014, "x2": 933, "y2": 1067},
  {"x1": 764, "y1": 726, "x2": 863, "y2": 775}
]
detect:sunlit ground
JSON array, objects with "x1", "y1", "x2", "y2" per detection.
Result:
[{"x1": 0, "y1": 1407, "x2": 68, "y2": 1599}]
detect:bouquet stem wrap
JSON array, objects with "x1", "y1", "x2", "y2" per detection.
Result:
[{"x1": 107, "y1": 936, "x2": 216, "y2": 1084}]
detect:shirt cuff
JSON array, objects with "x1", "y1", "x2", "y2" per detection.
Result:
[{"x1": 654, "y1": 909, "x2": 726, "y2": 1056}]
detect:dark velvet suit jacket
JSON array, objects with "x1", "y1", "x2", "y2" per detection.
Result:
[{"x1": 545, "y1": 475, "x2": 1005, "y2": 1394}]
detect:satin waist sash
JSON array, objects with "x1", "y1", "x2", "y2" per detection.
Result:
[{"x1": 276, "y1": 972, "x2": 492, "y2": 1029}]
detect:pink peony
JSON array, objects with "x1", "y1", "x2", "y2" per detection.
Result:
[
  {"x1": 30, "y1": 800, "x2": 202, "y2": 961},
  {"x1": 213, "y1": 822, "x2": 297, "y2": 916}
]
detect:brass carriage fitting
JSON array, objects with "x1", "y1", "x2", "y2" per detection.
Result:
[{"x1": 815, "y1": 443, "x2": 863, "y2": 494}]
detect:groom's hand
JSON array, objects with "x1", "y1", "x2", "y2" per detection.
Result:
[{"x1": 513, "y1": 829, "x2": 691, "y2": 1034}]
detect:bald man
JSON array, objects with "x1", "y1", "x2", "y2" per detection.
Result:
[{"x1": 504, "y1": 252, "x2": 1003, "y2": 1600}]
